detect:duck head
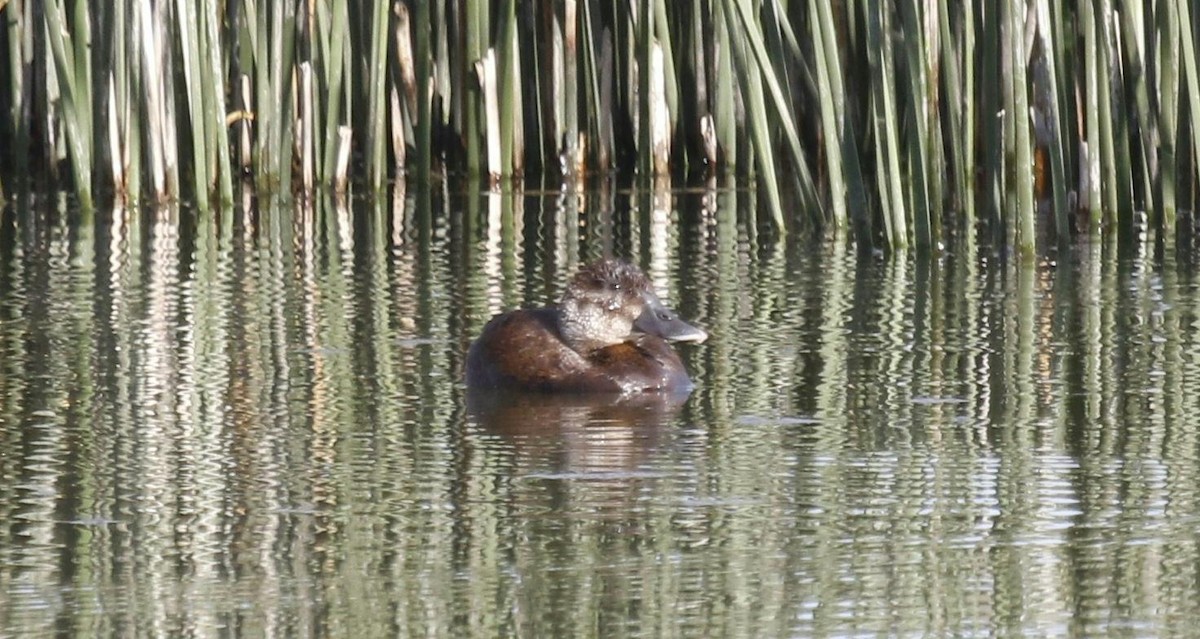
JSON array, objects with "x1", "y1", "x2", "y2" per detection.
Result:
[{"x1": 559, "y1": 259, "x2": 707, "y2": 353}]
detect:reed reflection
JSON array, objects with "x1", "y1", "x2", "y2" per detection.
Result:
[
  {"x1": 467, "y1": 390, "x2": 686, "y2": 479},
  {"x1": 4, "y1": 181, "x2": 1200, "y2": 637}
]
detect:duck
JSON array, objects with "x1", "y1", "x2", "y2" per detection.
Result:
[{"x1": 465, "y1": 258, "x2": 707, "y2": 393}]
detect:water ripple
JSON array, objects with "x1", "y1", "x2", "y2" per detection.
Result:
[{"x1": 1, "y1": 192, "x2": 1200, "y2": 637}]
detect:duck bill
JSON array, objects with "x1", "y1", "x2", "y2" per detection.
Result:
[{"x1": 634, "y1": 297, "x2": 708, "y2": 343}]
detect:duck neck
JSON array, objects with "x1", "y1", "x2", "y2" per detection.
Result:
[{"x1": 558, "y1": 301, "x2": 625, "y2": 354}]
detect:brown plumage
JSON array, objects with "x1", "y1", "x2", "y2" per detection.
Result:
[{"x1": 466, "y1": 259, "x2": 706, "y2": 393}]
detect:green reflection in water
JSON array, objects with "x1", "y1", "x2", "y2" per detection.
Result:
[{"x1": 1, "y1": 187, "x2": 1200, "y2": 638}]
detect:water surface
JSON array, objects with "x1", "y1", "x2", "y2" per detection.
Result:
[{"x1": 2, "y1": 187, "x2": 1199, "y2": 637}]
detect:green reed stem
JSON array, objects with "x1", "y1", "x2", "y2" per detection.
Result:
[
  {"x1": 653, "y1": 0, "x2": 678, "y2": 133},
  {"x1": 961, "y1": 2, "x2": 976, "y2": 223},
  {"x1": 499, "y1": 0, "x2": 521, "y2": 178},
  {"x1": 367, "y1": 0, "x2": 388, "y2": 190},
  {"x1": 203, "y1": 0, "x2": 231, "y2": 204},
  {"x1": 719, "y1": 0, "x2": 785, "y2": 232},
  {"x1": 713, "y1": 2, "x2": 737, "y2": 168},
  {"x1": 317, "y1": 0, "x2": 349, "y2": 185},
  {"x1": 1119, "y1": 3, "x2": 1154, "y2": 219},
  {"x1": 6, "y1": 0, "x2": 30, "y2": 185},
  {"x1": 979, "y1": 5, "x2": 1004, "y2": 229},
  {"x1": 899, "y1": 0, "x2": 931, "y2": 249},
  {"x1": 946, "y1": 0, "x2": 980, "y2": 227},
  {"x1": 726, "y1": 0, "x2": 822, "y2": 229},
  {"x1": 1009, "y1": 0, "x2": 1034, "y2": 255},
  {"x1": 1082, "y1": 0, "x2": 1102, "y2": 228},
  {"x1": 1034, "y1": 0, "x2": 1070, "y2": 244},
  {"x1": 43, "y1": 0, "x2": 94, "y2": 208},
  {"x1": 176, "y1": 0, "x2": 209, "y2": 210},
  {"x1": 1159, "y1": 0, "x2": 1179, "y2": 226},
  {"x1": 866, "y1": 2, "x2": 907, "y2": 248},
  {"x1": 580, "y1": 0, "x2": 611, "y2": 170},
  {"x1": 564, "y1": 0, "x2": 579, "y2": 175},
  {"x1": 1099, "y1": 0, "x2": 1132, "y2": 229},
  {"x1": 415, "y1": 0, "x2": 432, "y2": 180},
  {"x1": 810, "y1": 2, "x2": 847, "y2": 230},
  {"x1": 1175, "y1": 0, "x2": 1200, "y2": 215},
  {"x1": 462, "y1": 0, "x2": 487, "y2": 176}
]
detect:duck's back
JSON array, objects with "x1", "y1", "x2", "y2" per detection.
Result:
[{"x1": 466, "y1": 308, "x2": 622, "y2": 392}]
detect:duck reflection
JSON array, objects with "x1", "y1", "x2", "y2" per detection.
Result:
[{"x1": 466, "y1": 390, "x2": 688, "y2": 478}]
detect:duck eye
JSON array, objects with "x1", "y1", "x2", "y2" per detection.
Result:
[{"x1": 659, "y1": 312, "x2": 672, "y2": 321}]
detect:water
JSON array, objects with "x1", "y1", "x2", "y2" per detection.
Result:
[{"x1": 2, "y1": 187, "x2": 1200, "y2": 637}]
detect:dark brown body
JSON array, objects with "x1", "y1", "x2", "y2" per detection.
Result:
[{"x1": 466, "y1": 308, "x2": 694, "y2": 393}]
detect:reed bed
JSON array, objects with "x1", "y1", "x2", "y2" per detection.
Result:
[{"x1": 1, "y1": 1, "x2": 1198, "y2": 252}]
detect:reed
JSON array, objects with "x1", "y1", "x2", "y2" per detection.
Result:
[
  {"x1": 939, "y1": 0, "x2": 971, "y2": 225},
  {"x1": 866, "y1": 1, "x2": 907, "y2": 249},
  {"x1": 1158, "y1": 1, "x2": 1179, "y2": 229},
  {"x1": 1033, "y1": 0, "x2": 1070, "y2": 244},
  {"x1": 366, "y1": 0, "x2": 389, "y2": 189},
  {"x1": 898, "y1": 0, "x2": 933, "y2": 250},
  {"x1": 1007, "y1": 0, "x2": 1034, "y2": 254},
  {"x1": 2, "y1": 1, "x2": 1199, "y2": 250},
  {"x1": 1180, "y1": 0, "x2": 1200, "y2": 220}
]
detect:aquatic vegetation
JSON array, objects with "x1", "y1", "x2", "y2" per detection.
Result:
[{"x1": 0, "y1": 1, "x2": 1195, "y2": 252}]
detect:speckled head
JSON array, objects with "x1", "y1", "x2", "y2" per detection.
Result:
[
  {"x1": 559, "y1": 259, "x2": 653, "y2": 352},
  {"x1": 558, "y1": 259, "x2": 708, "y2": 353}
]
